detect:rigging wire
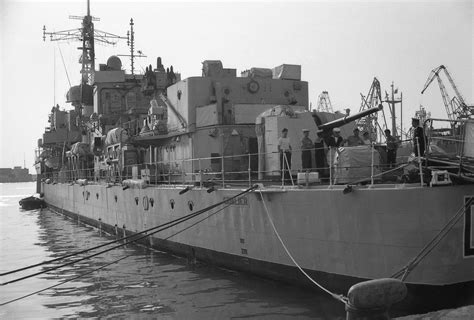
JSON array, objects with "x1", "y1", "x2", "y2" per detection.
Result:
[
  {"x1": 0, "y1": 254, "x2": 131, "y2": 307},
  {"x1": 391, "y1": 197, "x2": 472, "y2": 280},
  {"x1": 257, "y1": 190, "x2": 348, "y2": 305},
  {"x1": 1, "y1": 186, "x2": 255, "y2": 277},
  {"x1": 164, "y1": 202, "x2": 232, "y2": 240},
  {"x1": 0, "y1": 185, "x2": 258, "y2": 286},
  {"x1": 57, "y1": 43, "x2": 71, "y2": 88}
]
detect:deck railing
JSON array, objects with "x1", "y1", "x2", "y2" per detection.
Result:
[{"x1": 41, "y1": 144, "x2": 420, "y2": 188}]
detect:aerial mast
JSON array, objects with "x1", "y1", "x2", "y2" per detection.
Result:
[
  {"x1": 43, "y1": 0, "x2": 127, "y2": 99},
  {"x1": 118, "y1": 18, "x2": 147, "y2": 75},
  {"x1": 384, "y1": 82, "x2": 402, "y2": 138}
]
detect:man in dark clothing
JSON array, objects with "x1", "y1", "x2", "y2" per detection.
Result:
[
  {"x1": 301, "y1": 129, "x2": 313, "y2": 170},
  {"x1": 325, "y1": 127, "x2": 344, "y2": 147},
  {"x1": 314, "y1": 129, "x2": 328, "y2": 176},
  {"x1": 412, "y1": 118, "x2": 426, "y2": 157},
  {"x1": 384, "y1": 129, "x2": 399, "y2": 168}
]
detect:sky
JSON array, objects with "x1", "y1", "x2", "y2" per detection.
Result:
[{"x1": 0, "y1": 0, "x2": 472, "y2": 171}]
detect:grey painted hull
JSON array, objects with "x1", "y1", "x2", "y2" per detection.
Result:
[{"x1": 43, "y1": 182, "x2": 474, "y2": 290}]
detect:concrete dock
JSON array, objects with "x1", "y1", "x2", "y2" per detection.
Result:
[{"x1": 396, "y1": 305, "x2": 474, "y2": 319}]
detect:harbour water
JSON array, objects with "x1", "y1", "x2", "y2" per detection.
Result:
[{"x1": 0, "y1": 182, "x2": 344, "y2": 319}]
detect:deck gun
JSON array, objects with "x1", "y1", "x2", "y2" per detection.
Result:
[{"x1": 317, "y1": 104, "x2": 383, "y2": 132}]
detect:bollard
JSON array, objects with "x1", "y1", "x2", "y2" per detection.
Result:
[{"x1": 346, "y1": 278, "x2": 407, "y2": 320}]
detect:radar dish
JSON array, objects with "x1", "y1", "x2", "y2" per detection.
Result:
[{"x1": 107, "y1": 56, "x2": 122, "y2": 70}]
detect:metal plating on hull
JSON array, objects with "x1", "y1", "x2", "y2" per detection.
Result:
[{"x1": 43, "y1": 182, "x2": 474, "y2": 287}]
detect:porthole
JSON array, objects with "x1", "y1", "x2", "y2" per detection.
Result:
[
  {"x1": 135, "y1": 197, "x2": 139, "y2": 205},
  {"x1": 170, "y1": 199, "x2": 175, "y2": 209},
  {"x1": 188, "y1": 201, "x2": 194, "y2": 211}
]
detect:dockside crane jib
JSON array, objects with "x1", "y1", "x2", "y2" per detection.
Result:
[{"x1": 421, "y1": 65, "x2": 472, "y2": 120}]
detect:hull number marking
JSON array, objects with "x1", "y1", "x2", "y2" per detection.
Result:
[{"x1": 223, "y1": 196, "x2": 248, "y2": 206}]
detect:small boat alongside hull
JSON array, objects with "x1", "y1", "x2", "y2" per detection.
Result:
[{"x1": 19, "y1": 196, "x2": 46, "y2": 210}]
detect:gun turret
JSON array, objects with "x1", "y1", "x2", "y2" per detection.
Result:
[{"x1": 317, "y1": 104, "x2": 383, "y2": 131}]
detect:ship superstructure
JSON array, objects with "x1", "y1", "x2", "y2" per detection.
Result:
[{"x1": 35, "y1": 1, "x2": 474, "y2": 314}]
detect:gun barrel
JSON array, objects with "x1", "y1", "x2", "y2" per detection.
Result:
[{"x1": 318, "y1": 104, "x2": 383, "y2": 131}]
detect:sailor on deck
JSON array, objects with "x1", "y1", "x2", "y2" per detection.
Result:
[
  {"x1": 278, "y1": 128, "x2": 292, "y2": 180},
  {"x1": 314, "y1": 129, "x2": 327, "y2": 176},
  {"x1": 346, "y1": 128, "x2": 364, "y2": 146},
  {"x1": 385, "y1": 129, "x2": 399, "y2": 168},
  {"x1": 412, "y1": 118, "x2": 426, "y2": 157},
  {"x1": 325, "y1": 127, "x2": 344, "y2": 171},
  {"x1": 326, "y1": 127, "x2": 344, "y2": 148},
  {"x1": 301, "y1": 129, "x2": 313, "y2": 170}
]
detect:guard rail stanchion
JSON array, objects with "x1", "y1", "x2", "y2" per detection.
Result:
[{"x1": 416, "y1": 137, "x2": 423, "y2": 187}]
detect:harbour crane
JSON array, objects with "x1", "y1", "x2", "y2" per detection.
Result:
[
  {"x1": 421, "y1": 65, "x2": 471, "y2": 121},
  {"x1": 357, "y1": 78, "x2": 389, "y2": 142},
  {"x1": 316, "y1": 91, "x2": 334, "y2": 113}
]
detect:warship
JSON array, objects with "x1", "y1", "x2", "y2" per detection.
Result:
[{"x1": 36, "y1": 1, "x2": 474, "y2": 313}]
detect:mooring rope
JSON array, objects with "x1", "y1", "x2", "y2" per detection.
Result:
[
  {"x1": 391, "y1": 197, "x2": 472, "y2": 281},
  {"x1": 257, "y1": 190, "x2": 348, "y2": 304},
  {"x1": 1, "y1": 185, "x2": 258, "y2": 285},
  {"x1": 0, "y1": 254, "x2": 131, "y2": 307},
  {"x1": 0, "y1": 195, "x2": 244, "y2": 306},
  {"x1": 164, "y1": 202, "x2": 233, "y2": 240}
]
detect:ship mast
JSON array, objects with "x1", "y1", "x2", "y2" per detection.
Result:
[
  {"x1": 118, "y1": 18, "x2": 147, "y2": 75},
  {"x1": 43, "y1": 0, "x2": 127, "y2": 100},
  {"x1": 384, "y1": 82, "x2": 403, "y2": 139}
]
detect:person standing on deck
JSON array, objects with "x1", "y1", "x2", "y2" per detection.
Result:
[
  {"x1": 384, "y1": 129, "x2": 399, "y2": 168},
  {"x1": 326, "y1": 127, "x2": 344, "y2": 148},
  {"x1": 278, "y1": 128, "x2": 292, "y2": 180},
  {"x1": 362, "y1": 131, "x2": 372, "y2": 145},
  {"x1": 346, "y1": 128, "x2": 364, "y2": 146},
  {"x1": 325, "y1": 127, "x2": 344, "y2": 175},
  {"x1": 412, "y1": 118, "x2": 426, "y2": 157},
  {"x1": 314, "y1": 129, "x2": 328, "y2": 176},
  {"x1": 301, "y1": 129, "x2": 313, "y2": 171}
]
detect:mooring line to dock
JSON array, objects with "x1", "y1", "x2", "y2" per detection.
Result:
[
  {"x1": 0, "y1": 185, "x2": 258, "y2": 286},
  {"x1": 164, "y1": 202, "x2": 233, "y2": 240},
  {"x1": 0, "y1": 189, "x2": 256, "y2": 306},
  {"x1": 391, "y1": 197, "x2": 472, "y2": 281},
  {"x1": 0, "y1": 254, "x2": 132, "y2": 307},
  {"x1": 257, "y1": 190, "x2": 348, "y2": 304}
]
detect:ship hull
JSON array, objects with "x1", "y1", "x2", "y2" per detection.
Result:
[{"x1": 43, "y1": 182, "x2": 474, "y2": 313}]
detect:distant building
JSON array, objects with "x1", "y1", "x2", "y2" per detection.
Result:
[{"x1": 0, "y1": 167, "x2": 33, "y2": 182}]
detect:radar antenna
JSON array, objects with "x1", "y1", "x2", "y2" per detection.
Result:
[
  {"x1": 42, "y1": 0, "x2": 127, "y2": 86},
  {"x1": 118, "y1": 18, "x2": 147, "y2": 75}
]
